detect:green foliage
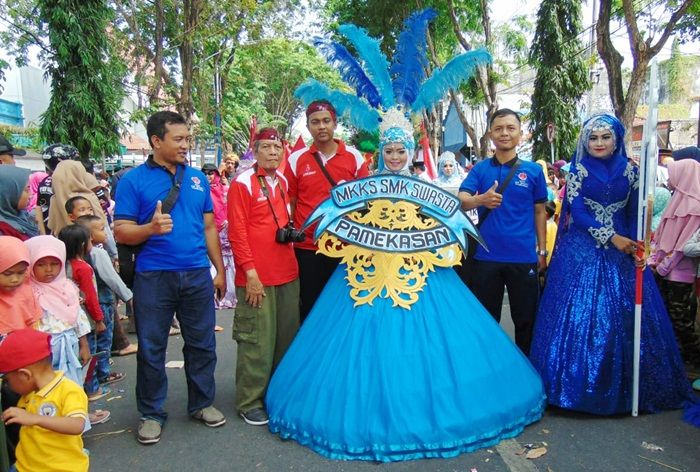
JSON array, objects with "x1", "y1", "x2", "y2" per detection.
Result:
[
  {"x1": 217, "y1": 38, "x2": 344, "y2": 152},
  {"x1": 676, "y1": 0, "x2": 700, "y2": 43},
  {"x1": 528, "y1": 0, "x2": 589, "y2": 163},
  {"x1": 36, "y1": 0, "x2": 126, "y2": 160},
  {"x1": 659, "y1": 38, "x2": 700, "y2": 104}
]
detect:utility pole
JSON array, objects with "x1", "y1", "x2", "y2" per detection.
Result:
[{"x1": 214, "y1": 60, "x2": 222, "y2": 166}]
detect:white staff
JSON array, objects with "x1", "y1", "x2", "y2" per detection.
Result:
[{"x1": 632, "y1": 59, "x2": 659, "y2": 416}]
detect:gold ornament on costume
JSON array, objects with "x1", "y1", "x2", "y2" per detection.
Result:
[{"x1": 318, "y1": 199, "x2": 462, "y2": 309}]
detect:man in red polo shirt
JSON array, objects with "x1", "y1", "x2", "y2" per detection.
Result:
[
  {"x1": 285, "y1": 101, "x2": 369, "y2": 321},
  {"x1": 228, "y1": 128, "x2": 300, "y2": 426}
]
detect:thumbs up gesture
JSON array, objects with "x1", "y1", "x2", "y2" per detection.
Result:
[
  {"x1": 151, "y1": 200, "x2": 174, "y2": 235},
  {"x1": 481, "y1": 180, "x2": 503, "y2": 209}
]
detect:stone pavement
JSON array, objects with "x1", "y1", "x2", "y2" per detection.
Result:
[{"x1": 86, "y1": 309, "x2": 700, "y2": 472}]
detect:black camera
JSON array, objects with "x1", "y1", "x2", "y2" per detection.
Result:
[{"x1": 275, "y1": 224, "x2": 306, "y2": 244}]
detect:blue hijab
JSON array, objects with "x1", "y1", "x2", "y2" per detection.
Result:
[
  {"x1": 0, "y1": 166, "x2": 39, "y2": 237},
  {"x1": 560, "y1": 113, "x2": 628, "y2": 232}
]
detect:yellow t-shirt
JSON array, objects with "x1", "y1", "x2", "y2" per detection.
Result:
[
  {"x1": 546, "y1": 219, "x2": 558, "y2": 265},
  {"x1": 15, "y1": 371, "x2": 89, "y2": 472}
]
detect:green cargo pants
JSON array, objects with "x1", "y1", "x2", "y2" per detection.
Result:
[{"x1": 233, "y1": 278, "x2": 300, "y2": 413}]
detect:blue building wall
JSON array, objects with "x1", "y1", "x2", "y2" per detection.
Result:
[{"x1": 0, "y1": 98, "x2": 24, "y2": 127}]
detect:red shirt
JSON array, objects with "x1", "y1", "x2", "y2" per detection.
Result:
[
  {"x1": 285, "y1": 140, "x2": 368, "y2": 250},
  {"x1": 68, "y1": 259, "x2": 104, "y2": 322},
  {"x1": 227, "y1": 166, "x2": 298, "y2": 287}
]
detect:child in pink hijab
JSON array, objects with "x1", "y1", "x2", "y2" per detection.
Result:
[
  {"x1": 650, "y1": 159, "x2": 700, "y2": 367},
  {"x1": 24, "y1": 236, "x2": 92, "y2": 385},
  {"x1": 0, "y1": 236, "x2": 41, "y2": 333}
]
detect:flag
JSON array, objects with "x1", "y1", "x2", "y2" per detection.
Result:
[{"x1": 420, "y1": 121, "x2": 437, "y2": 180}]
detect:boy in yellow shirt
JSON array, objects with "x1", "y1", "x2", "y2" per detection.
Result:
[{"x1": 0, "y1": 329, "x2": 89, "y2": 472}]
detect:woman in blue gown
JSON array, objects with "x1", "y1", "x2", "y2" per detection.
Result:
[
  {"x1": 530, "y1": 114, "x2": 693, "y2": 415},
  {"x1": 265, "y1": 116, "x2": 546, "y2": 462}
]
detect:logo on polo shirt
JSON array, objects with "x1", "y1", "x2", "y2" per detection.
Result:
[
  {"x1": 39, "y1": 402, "x2": 57, "y2": 417},
  {"x1": 301, "y1": 164, "x2": 316, "y2": 177},
  {"x1": 514, "y1": 172, "x2": 529, "y2": 188},
  {"x1": 190, "y1": 176, "x2": 204, "y2": 192}
]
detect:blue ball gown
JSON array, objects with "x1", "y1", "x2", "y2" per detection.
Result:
[
  {"x1": 531, "y1": 156, "x2": 692, "y2": 415},
  {"x1": 266, "y1": 264, "x2": 546, "y2": 462}
]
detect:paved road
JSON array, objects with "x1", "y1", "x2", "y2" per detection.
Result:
[{"x1": 87, "y1": 307, "x2": 700, "y2": 472}]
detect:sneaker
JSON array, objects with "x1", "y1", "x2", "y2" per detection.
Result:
[
  {"x1": 240, "y1": 408, "x2": 268, "y2": 426},
  {"x1": 137, "y1": 419, "x2": 162, "y2": 445},
  {"x1": 191, "y1": 405, "x2": 226, "y2": 428}
]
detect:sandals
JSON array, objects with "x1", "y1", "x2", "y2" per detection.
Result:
[
  {"x1": 100, "y1": 371, "x2": 125, "y2": 386},
  {"x1": 112, "y1": 344, "x2": 138, "y2": 356},
  {"x1": 89, "y1": 409, "x2": 111, "y2": 425},
  {"x1": 88, "y1": 386, "x2": 111, "y2": 402}
]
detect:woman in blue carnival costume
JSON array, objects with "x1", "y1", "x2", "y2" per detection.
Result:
[
  {"x1": 265, "y1": 95, "x2": 546, "y2": 460},
  {"x1": 530, "y1": 114, "x2": 699, "y2": 421}
]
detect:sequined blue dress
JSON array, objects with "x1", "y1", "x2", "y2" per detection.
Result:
[
  {"x1": 530, "y1": 155, "x2": 691, "y2": 415},
  {"x1": 265, "y1": 263, "x2": 546, "y2": 462}
]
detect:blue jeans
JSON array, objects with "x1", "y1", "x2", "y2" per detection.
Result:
[
  {"x1": 85, "y1": 303, "x2": 115, "y2": 394},
  {"x1": 133, "y1": 268, "x2": 217, "y2": 423}
]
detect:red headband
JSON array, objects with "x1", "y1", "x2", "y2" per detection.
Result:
[
  {"x1": 254, "y1": 128, "x2": 281, "y2": 142},
  {"x1": 305, "y1": 101, "x2": 337, "y2": 121}
]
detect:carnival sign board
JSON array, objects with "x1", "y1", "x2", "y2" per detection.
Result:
[{"x1": 304, "y1": 175, "x2": 485, "y2": 254}]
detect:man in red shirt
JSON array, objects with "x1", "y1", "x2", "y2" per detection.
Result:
[
  {"x1": 228, "y1": 128, "x2": 300, "y2": 426},
  {"x1": 285, "y1": 101, "x2": 369, "y2": 321}
]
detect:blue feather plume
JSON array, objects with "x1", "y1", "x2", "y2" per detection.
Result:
[
  {"x1": 294, "y1": 79, "x2": 381, "y2": 131},
  {"x1": 312, "y1": 37, "x2": 382, "y2": 108},
  {"x1": 411, "y1": 48, "x2": 492, "y2": 114},
  {"x1": 390, "y1": 8, "x2": 437, "y2": 107},
  {"x1": 338, "y1": 24, "x2": 395, "y2": 109}
]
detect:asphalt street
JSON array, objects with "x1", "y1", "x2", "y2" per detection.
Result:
[{"x1": 87, "y1": 307, "x2": 700, "y2": 472}]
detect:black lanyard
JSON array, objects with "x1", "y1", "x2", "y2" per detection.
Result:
[{"x1": 257, "y1": 174, "x2": 291, "y2": 230}]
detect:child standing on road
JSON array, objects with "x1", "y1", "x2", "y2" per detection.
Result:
[
  {"x1": 75, "y1": 215, "x2": 129, "y2": 389},
  {"x1": 55, "y1": 225, "x2": 110, "y2": 403},
  {"x1": 0, "y1": 329, "x2": 89, "y2": 472},
  {"x1": 0, "y1": 236, "x2": 41, "y2": 334},
  {"x1": 24, "y1": 236, "x2": 91, "y2": 386}
]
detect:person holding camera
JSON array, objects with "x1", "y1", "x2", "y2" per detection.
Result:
[{"x1": 227, "y1": 127, "x2": 300, "y2": 426}]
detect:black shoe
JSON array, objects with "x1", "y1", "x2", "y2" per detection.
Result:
[{"x1": 240, "y1": 408, "x2": 268, "y2": 426}]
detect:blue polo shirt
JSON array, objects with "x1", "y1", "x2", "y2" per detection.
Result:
[
  {"x1": 114, "y1": 157, "x2": 213, "y2": 272},
  {"x1": 460, "y1": 157, "x2": 547, "y2": 263}
]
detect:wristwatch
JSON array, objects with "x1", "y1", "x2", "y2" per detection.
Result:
[{"x1": 537, "y1": 249, "x2": 549, "y2": 257}]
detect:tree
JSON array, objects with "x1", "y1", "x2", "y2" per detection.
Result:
[
  {"x1": 38, "y1": 0, "x2": 126, "y2": 160},
  {"x1": 324, "y1": 0, "x2": 530, "y2": 158},
  {"x1": 217, "y1": 38, "x2": 343, "y2": 152},
  {"x1": 529, "y1": 0, "x2": 589, "y2": 163},
  {"x1": 596, "y1": 0, "x2": 695, "y2": 138}
]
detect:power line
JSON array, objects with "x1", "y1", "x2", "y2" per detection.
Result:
[{"x1": 495, "y1": 0, "x2": 667, "y2": 95}]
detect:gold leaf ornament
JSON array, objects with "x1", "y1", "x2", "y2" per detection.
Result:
[{"x1": 317, "y1": 200, "x2": 462, "y2": 309}]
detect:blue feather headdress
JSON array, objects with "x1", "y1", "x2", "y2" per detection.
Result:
[{"x1": 295, "y1": 8, "x2": 492, "y2": 136}]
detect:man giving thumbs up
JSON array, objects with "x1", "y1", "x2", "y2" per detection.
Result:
[
  {"x1": 457, "y1": 109, "x2": 548, "y2": 356},
  {"x1": 114, "y1": 111, "x2": 226, "y2": 446}
]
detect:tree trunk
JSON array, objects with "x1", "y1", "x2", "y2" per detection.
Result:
[
  {"x1": 179, "y1": 0, "x2": 202, "y2": 124},
  {"x1": 597, "y1": 0, "x2": 694, "y2": 146},
  {"x1": 151, "y1": 0, "x2": 165, "y2": 105},
  {"x1": 446, "y1": 0, "x2": 498, "y2": 158}
]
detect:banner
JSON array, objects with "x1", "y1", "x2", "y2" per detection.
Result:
[{"x1": 304, "y1": 175, "x2": 485, "y2": 253}]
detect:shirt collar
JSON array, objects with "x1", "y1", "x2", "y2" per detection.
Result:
[
  {"x1": 35, "y1": 371, "x2": 64, "y2": 398},
  {"x1": 145, "y1": 154, "x2": 184, "y2": 174},
  {"x1": 490, "y1": 155, "x2": 519, "y2": 167},
  {"x1": 309, "y1": 139, "x2": 345, "y2": 160}
]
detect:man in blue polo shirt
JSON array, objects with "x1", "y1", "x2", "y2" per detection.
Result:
[
  {"x1": 114, "y1": 111, "x2": 226, "y2": 445},
  {"x1": 458, "y1": 108, "x2": 547, "y2": 355}
]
